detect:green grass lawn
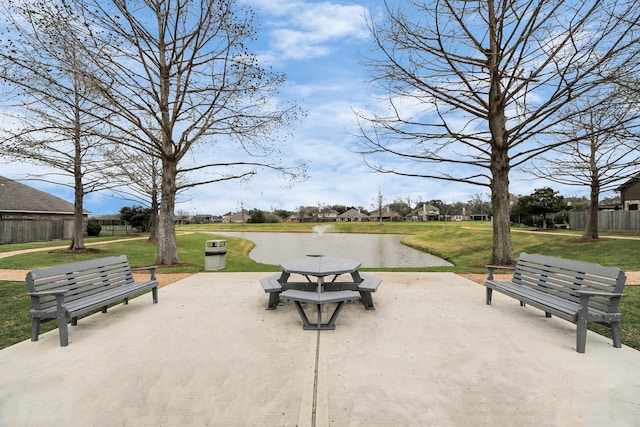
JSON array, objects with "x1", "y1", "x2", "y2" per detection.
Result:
[{"x1": 1, "y1": 221, "x2": 639, "y2": 349}]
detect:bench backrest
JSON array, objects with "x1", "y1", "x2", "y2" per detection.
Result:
[
  {"x1": 26, "y1": 255, "x2": 135, "y2": 311},
  {"x1": 513, "y1": 252, "x2": 626, "y2": 312}
]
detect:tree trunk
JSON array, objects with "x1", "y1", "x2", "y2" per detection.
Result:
[
  {"x1": 156, "y1": 156, "x2": 179, "y2": 265},
  {"x1": 70, "y1": 179, "x2": 86, "y2": 250},
  {"x1": 69, "y1": 109, "x2": 85, "y2": 250},
  {"x1": 148, "y1": 168, "x2": 159, "y2": 242},
  {"x1": 583, "y1": 182, "x2": 600, "y2": 240},
  {"x1": 490, "y1": 164, "x2": 514, "y2": 265},
  {"x1": 487, "y1": 0, "x2": 515, "y2": 266},
  {"x1": 149, "y1": 196, "x2": 159, "y2": 242}
]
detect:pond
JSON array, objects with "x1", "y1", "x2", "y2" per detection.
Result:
[{"x1": 212, "y1": 230, "x2": 452, "y2": 268}]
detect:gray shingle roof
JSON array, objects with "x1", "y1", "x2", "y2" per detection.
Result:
[{"x1": 0, "y1": 176, "x2": 75, "y2": 214}]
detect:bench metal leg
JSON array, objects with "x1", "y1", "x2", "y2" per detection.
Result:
[
  {"x1": 485, "y1": 287, "x2": 492, "y2": 305},
  {"x1": 576, "y1": 310, "x2": 588, "y2": 353},
  {"x1": 611, "y1": 322, "x2": 622, "y2": 348},
  {"x1": 359, "y1": 291, "x2": 375, "y2": 310},
  {"x1": 267, "y1": 292, "x2": 280, "y2": 310},
  {"x1": 291, "y1": 301, "x2": 345, "y2": 330},
  {"x1": 325, "y1": 302, "x2": 346, "y2": 328},
  {"x1": 31, "y1": 319, "x2": 40, "y2": 342},
  {"x1": 152, "y1": 287, "x2": 158, "y2": 304},
  {"x1": 58, "y1": 312, "x2": 69, "y2": 347}
]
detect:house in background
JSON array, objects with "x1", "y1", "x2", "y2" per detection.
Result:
[
  {"x1": 410, "y1": 203, "x2": 440, "y2": 221},
  {"x1": 0, "y1": 176, "x2": 87, "y2": 244},
  {"x1": 223, "y1": 210, "x2": 249, "y2": 223},
  {"x1": 369, "y1": 206, "x2": 401, "y2": 222},
  {"x1": 316, "y1": 207, "x2": 339, "y2": 222},
  {"x1": 617, "y1": 174, "x2": 640, "y2": 211},
  {"x1": 337, "y1": 208, "x2": 369, "y2": 222}
]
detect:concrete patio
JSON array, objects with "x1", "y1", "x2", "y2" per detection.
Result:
[{"x1": 1, "y1": 272, "x2": 639, "y2": 426}]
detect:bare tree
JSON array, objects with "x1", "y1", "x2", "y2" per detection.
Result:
[
  {"x1": 75, "y1": 0, "x2": 305, "y2": 264},
  {"x1": 0, "y1": 0, "x2": 115, "y2": 250},
  {"x1": 529, "y1": 88, "x2": 640, "y2": 239},
  {"x1": 355, "y1": 0, "x2": 640, "y2": 264},
  {"x1": 372, "y1": 188, "x2": 384, "y2": 223},
  {"x1": 101, "y1": 146, "x2": 163, "y2": 241}
]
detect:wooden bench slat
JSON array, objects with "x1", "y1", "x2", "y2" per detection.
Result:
[{"x1": 516, "y1": 261, "x2": 620, "y2": 284}]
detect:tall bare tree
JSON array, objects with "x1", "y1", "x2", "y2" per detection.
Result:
[
  {"x1": 372, "y1": 187, "x2": 384, "y2": 224},
  {"x1": 355, "y1": 0, "x2": 640, "y2": 264},
  {"x1": 529, "y1": 88, "x2": 640, "y2": 239},
  {"x1": 0, "y1": 0, "x2": 114, "y2": 250},
  {"x1": 75, "y1": 0, "x2": 304, "y2": 265}
]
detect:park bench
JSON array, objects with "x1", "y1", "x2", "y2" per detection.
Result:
[
  {"x1": 485, "y1": 252, "x2": 626, "y2": 353},
  {"x1": 278, "y1": 289, "x2": 360, "y2": 330},
  {"x1": 26, "y1": 255, "x2": 159, "y2": 347}
]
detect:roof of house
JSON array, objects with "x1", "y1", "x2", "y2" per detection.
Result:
[
  {"x1": 616, "y1": 173, "x2": 640, "y2": 191},
  {"x1": 370, "y1": 208, "x2": 401, "y2": 218},
  {"x1": 0, "y1": 176, "x2": 77, "y2": 214},
  {"x1": 338, "y1": 208, "x2": 368, "y2": 218}
]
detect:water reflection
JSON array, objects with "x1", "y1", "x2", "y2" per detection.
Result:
[{"x1": 212, "y1": 232, "x2": 452, "y2": 268}]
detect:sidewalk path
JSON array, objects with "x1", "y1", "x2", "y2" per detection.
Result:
[
  {"x1": 0, "y1": 236, "x2": 150, "y2": 260},
  {"x1": 0, "y1": 237, "x2": 191, "y2": 286}
]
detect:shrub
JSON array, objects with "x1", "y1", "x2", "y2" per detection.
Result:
[{"x1": 87, "y1": 220, "x2": 102, "y2": 237}]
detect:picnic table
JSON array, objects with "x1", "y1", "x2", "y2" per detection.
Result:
[
  {"x1": 261, "y1": 256, "x2": 382, "y2": 311},
  {"x1": 263, "y1": 256, "x2": 380, "y2": 330}
]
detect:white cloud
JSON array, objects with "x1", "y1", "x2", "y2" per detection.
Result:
[{"x1": 250, "y1": 0, "x2": 370, "y2": 61}]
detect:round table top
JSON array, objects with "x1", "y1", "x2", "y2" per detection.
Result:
[{"x1": 280, "y1": 257, "x2": 360, "y2": 276}]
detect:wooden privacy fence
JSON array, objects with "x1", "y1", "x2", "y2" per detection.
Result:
[
  {"x1": 0, "y1": 219, "x2": 73, "y2": 244},
  {"x1": 569, "y1": 210, "x2": 640, "y2": 232}
]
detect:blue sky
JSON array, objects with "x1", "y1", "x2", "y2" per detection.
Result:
[{"x1": 1, "y1": 0, "x2": 594, "y2": 216}]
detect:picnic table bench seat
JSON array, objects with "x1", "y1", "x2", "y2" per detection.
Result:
[
  {"x1": 26, "y1": 255, "x2": 159, "y2": 347},
  {"x1": 260, "y1": 274, "x2": 283, "y2": 310},
  {"x1": 261, "y1": 272, "x2": 382, "y2": 310},
  {"x1": 357, "y1": 273, "x2": 381, "y2": 310},
  {"x1": 279, "y1": 289, "x2": 360, "y2": 330},
  {"x1": 485, "y1": 252, "x2": 626, "y2": 353}
]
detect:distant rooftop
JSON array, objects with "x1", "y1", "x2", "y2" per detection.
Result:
[{"x1": 0, "y1": 176, "x2": 78, "y2": 214}]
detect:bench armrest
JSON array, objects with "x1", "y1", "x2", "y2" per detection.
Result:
[
  {"x1": 575, "y1": 291, "x2": 624, "y2": 317},
  {"x1": 485, "y1": 264, "x2": 515, "y2": 280},
  {"x1": 131, "y1": 266, "x2": 157, "y2": 280},
  {"x1": 574, "y1": 290, "x2": 624, "y2": 298},
  {"x1": 28, "y1": 290, "x2": 67, "y2": 316}
]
